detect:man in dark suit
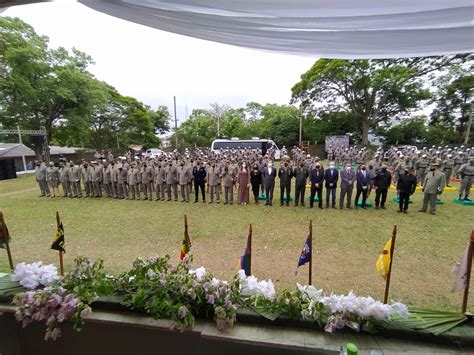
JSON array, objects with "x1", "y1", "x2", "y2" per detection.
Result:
[
  {"x1": 278, "y1": 161, "x2": 293, "y2": 206},
  {"x1": 262, "y1": 161, "x2": 277, "y2": 206},
  {"x1": 309, "y1": 163, "x2": 324, "y2": 209},
  {"x1": 355, "y1": 164, "x2": 370, "y2": 209},
  {"x1": 324, "y1": 161, "x2": 338, "y2": 208},
  {"x1": 192, "y1": 161, "x2": 207, "y2": 203},
  {"x1": 397, "y1": 167, "x2": 417, "y2": 213},
  {"x1": 293, "y1": 162, "x2": 308, "y2": 207},
  {"x1": 373, "y1": 164, "x2": 392, "y2": 209}
]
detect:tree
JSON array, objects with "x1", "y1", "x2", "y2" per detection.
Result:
[
  {"x1": 173, "y1": 109, "x2": 216, "y2": 148},
  {"x1": 380, "y1": 116, "x2": 427, "y2": 145},
  {"x1": 151, "y1": 105, "x2": 171, "y2": 135},
  {"x1": 208, "y1": 102, "x2": 231, "y2": 137},
  {"x1": 291, "y1": 56, "x2": 470, "y2": 145},
  {"x1": 251, "y1": 104, "x2": 300, "y2": 148},
  {"x1": 430, "y1": 64, "x2": 473, "y2": 143},
  {"x1": 0, "y1": 17, "x2": 169, "y2": 156},
  {"x1": 0, "y1": 17, "x2": 103, "y2": 156},
  {"x1": 303, "y1": 111, "x2": 361, "y2": 144}
]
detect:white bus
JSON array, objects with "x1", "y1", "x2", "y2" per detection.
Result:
[{"x1": 211, "y1": 138, "x2": 281, "y2": 160}]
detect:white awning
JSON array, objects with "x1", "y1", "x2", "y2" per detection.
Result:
[{"x1": 78, "y1": 0, "x2": 474, "y2": 58}]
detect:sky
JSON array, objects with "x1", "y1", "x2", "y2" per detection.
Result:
[{"x1": 3, "y1": 1, "x2": 316, "y2": 125}]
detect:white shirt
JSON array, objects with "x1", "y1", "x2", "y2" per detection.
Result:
[{"x1": 268, "y1": 167, "x2": 272, "y2": 175}]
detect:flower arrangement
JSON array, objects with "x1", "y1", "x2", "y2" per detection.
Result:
[
  {"x1": 13, "y1": 287, "x2": 91, "y2": 340},
  {"x1": 9, "y1": 255, "x2": 409, "y2": 341},
  {"x1": 12, "y1": 257, "x2": 115, "y2": 340},
  {"x1": 118, "y1": 255, "x2": 241, "y2": 330},
  {"x1": 11, "y1": 262, "x2": 59, "y2": 289}
]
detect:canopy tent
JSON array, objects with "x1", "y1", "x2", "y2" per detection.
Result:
[{"x1": 78, "y1": 0, "x2": 474, "y2": 58}]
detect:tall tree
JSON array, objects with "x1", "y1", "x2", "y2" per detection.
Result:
[
  {"x1": 0, "y1": 17, "x2": 169, "y2": 156},
  {"x1": 291, "y1": 56, "x2": 470, "y2": 145},
  {"x1": 430, "y1": 64, "x2": 473, "y2": 143}
]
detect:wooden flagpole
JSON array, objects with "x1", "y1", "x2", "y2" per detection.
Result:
[
  {"x1": 309, "y1": 219, "x2": 313, "y2": 286},
  {"x1": 248, "y1": 224, "x2": 252, "y2": 276},
  {"x1": 56, "y1": 211, "x2": 64, "y2": 276},
  {"x1": 461, "y1": 229, "x2": 474, "y2": 313},
  {"x1": 184, "y1": 214, "x2": 191, "y2": 249},
  {"x1": 383, "y1": 225, "x2": 397, "y2": 304},
  {"x1": 0, "y1": 211, "x2": 14, "y2": 270}
]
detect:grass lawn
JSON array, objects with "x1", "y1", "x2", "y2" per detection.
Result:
[{"x1": 1, "y1": 172, "x2": 473, "y2": 312}]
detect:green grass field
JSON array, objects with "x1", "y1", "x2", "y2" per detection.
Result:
[{"x1": 0, "y1": 172, "x2": 473, "y2": 312}]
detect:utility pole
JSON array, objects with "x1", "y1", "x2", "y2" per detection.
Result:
[
  {"x1": 299, "y1": 106, "x2": 303, "y2": 147},
  {"x1": 17, "y1": 125, "x2": 27, "y2": 171},
  {"x1": 464, "y1": 102, "x2": 473, "y2": 145},
  {"x1": 174, "y1": 96, "x2": 178, "y2": 149}
]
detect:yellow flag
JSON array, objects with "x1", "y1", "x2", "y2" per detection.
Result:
[{"x1": 376, "y1": 238, "x2": 392, "y2": 279}]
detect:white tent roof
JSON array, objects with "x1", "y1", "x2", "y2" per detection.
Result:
[{"x1": 78, "y1": 0, "x2": 474, "y2": 58}]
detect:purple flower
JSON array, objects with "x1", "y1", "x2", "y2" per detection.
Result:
[
  {"x1": 46, "y1": 315, "x2": 56, "y2": 326},
  {"x1": 224, "y1": 297, "x2": 232, "y2": 310},
  {"x1": 206, "y1": 295, "x2": 215, "y2": 305},
  {"x1": 47, "y1": 294, "x2": 62, "y2": 308}
]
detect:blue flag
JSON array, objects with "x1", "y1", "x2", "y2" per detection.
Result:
[{"x1": 297, "y1": 234, "x2": 312, "y2": 267}]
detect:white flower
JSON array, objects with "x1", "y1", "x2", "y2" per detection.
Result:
[
  {"x1": 390, "y1": 301, "x2": 410, "y2": 319},
  {"x1": 316, "y1": 290, "x2": 408, "y2": 322},
  {"x1": 257, "y1": 280, "x2": 276, "y2": 301},
  {"x1": 297, "y1": 283, "x2": 324, "y2": 301},
  {"x1": 147, "y1": 269, "x2": 157, "y2": 279},
  {"x1": 11, "y1": 262, "x2": 60, "y2": 289},
  {"x1": 189, "y1": 266, "x2": 207, "y2": 281},
  {"x1": 239, "y1": 274, "x2": 275, "y2": 300},
  {"x1": 236, "y1": 270, "x2": 247, "y2": 280},
  {"x1": 210, "y1": 277, "x2": 221, "y2": 287}
]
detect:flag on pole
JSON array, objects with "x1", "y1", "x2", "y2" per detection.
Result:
[
  {"x1": 0, "y1": 220, "x2": 11, "y2": 249},
  {"x1": 179, "y1": 238, "x2": 190, "y2": 260},
  {"x1": 51, "y1": 222, "x2": 65, "y2": 253},
  {"x1": 179, "y1": 216, "x2": 191, "y2": 260},
  {"x1": 376, "y1": 238, "x2": 392, "y2": 279},
  {"x1": 452, "y1": 244, "x2": 470, "y2": 292},
  {"x1": 297, "y1": 234, "x2": 312, "y2": 268},
  {"x1": 240, "y1": 233, "x2": 251, "y2": 276}
]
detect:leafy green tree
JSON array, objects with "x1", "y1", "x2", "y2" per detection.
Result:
[
  {"x1": 291, "y1": 56, "x2": 469, "y2": 145},
  {"x1": 303, "y1": 111, "x2": 361, "y2": 144},
  {"x1": 251, "y1": 104, "x2": 300, "y2": 148},
  {"x1": 173, "y1": 109, "x2": 217, "y2": 148},
  {"x1": 220, "y1": 108, "x2": 249, "y2": 139},
  {"x1": 380, "y1": 116, "x2": 427, "y2": 145},
  {"x1": 430, "y1": 65, "x2": 473, "y2": 143},
  {"x1": 0, "y1": 17, "x2": 168, "y2": 156}
]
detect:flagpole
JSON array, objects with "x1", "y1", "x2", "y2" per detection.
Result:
[
  {"x1": 461, "y1": 230, "x2": 474, "y2": 313},
  {"x1": 56, "y1": 211, "x2": 64, "y2": 276},
  {"x1": 248, "y1": 224, "x2": 252, "y2": 276},
  {"x1": 309, "y1": 219, "x2": 312, "y2": 286},
  {"x1": 0, "y1": 212, "x2": 14, "y2": 270},
  {"x1": 185, "y1": 214, "x2": 192, "y2": 251},
  {"x1": 383, "y1": 225, "x2": 397, "y2": 304}
]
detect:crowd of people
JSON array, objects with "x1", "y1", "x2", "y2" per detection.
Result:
[{"x1": 34, "y1": 144, "x2": 474, "y2": 215}]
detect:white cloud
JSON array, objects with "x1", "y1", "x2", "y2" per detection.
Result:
[{"x1": 3, "y1": 1, "x2": 316, "y2": 124}]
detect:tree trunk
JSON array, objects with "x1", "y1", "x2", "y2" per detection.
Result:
[{"x1": 361, "y1": 119, "x2": 370, "y2": 145}]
